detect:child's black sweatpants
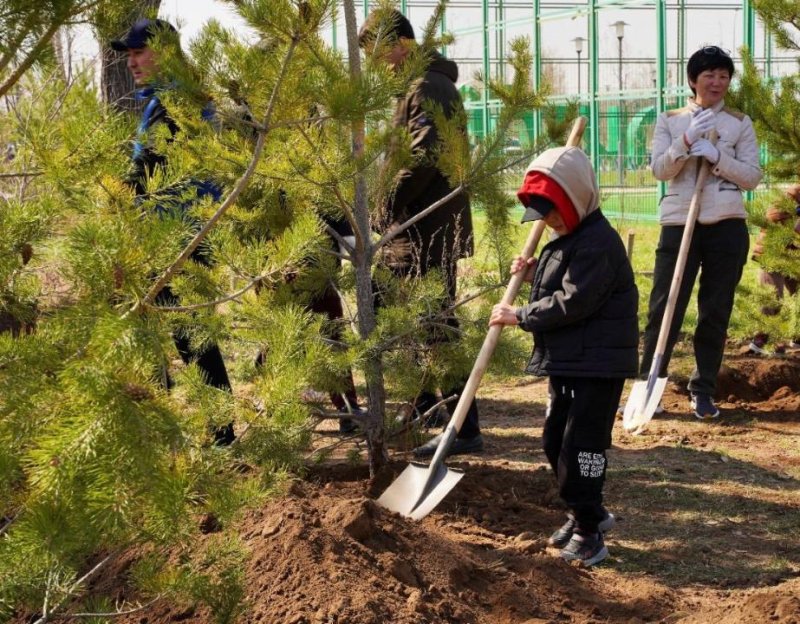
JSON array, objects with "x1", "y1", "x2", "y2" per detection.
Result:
[{"x1": 543, "y1": 376, "x2": 624, "y2": 534}]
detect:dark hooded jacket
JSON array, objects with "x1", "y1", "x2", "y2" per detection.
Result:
[
  {"x1": 383, "y1": 52, "x2": 473, "y2": 272},
  {"x1": 515, "y1": 146, "x2": 639, "y2": 378}
]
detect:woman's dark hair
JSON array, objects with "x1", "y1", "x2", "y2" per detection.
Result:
[
  {"x1": 358, "y1": 9, "x2": 415, "y2": 48},
  {"x1": 686, "y1": 46, "x2": 735, "y2": 93}
]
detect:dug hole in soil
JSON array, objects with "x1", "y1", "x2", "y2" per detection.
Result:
[{"x1": 96, "y1": 357, "x2": 800, "y2": 623}]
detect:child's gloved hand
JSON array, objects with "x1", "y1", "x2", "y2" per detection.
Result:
[
  {"x1": 510, "y1": 255, "x2": 537, "y2": 283},
  {"x1": 688, "y1": 138, "x2": 719, "y2": 163},
  {"x1": 684, "y1": 108, "x2": 715, "y2": 146}
]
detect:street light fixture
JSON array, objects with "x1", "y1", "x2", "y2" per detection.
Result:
[
  {"x1": 572, "y1": 37, "x2": 587, "y2": 96},
  {"x1": 611, "y1": 20, "x2": 628, "y2": 187}
]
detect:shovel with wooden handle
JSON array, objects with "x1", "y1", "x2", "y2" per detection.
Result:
[
  {"x1": 623, "y1": 130, "x2": 718, "y2": 434},
  {"x1": 377, "y1": 117, "x2": 588, "y2": 521}
]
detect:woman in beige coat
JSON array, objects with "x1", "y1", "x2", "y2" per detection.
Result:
[{"x1": 641, "y1": 46, "x2": 762, "y2": 420}]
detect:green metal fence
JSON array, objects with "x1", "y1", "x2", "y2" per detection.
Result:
[{"x1": 329, "y1": 1, "x2": 791, "y2": 221}]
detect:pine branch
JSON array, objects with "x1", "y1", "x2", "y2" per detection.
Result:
[
  {"x1": 373, "y1": 184, "x2": 464, "y2": 251},
  {"x1": 0, "y1": 10, "x2": 42, "y2": 77},
  {"x1": 0, "y1": 0, "x2": 104, "y2": 98},
  {"x1": 374, "y1": 126, "x2": 554, "y2": 253},
  {"x1": 294, "y1": 123, "x2": 357, "y2": 254},
  {"x1": 146, "y1": 269, "x2": 280, "y2": 312},
  {"x1": 374, "y1": 282, "x2": 504, "y2": 352},
  {"x1": 32, "y1": 555, "x2": 113, "y2": 624},
  {"x1": 136, "y1": 36, "x2": 300, "y2": 310},
  {"x1": 0, "y1": 21, "x2": 62, "y2": 99},
  {"x1": 320, "y1": 237, "x2": 352, "y2": 260},
  {"x1": 0, "y1": 513, "x2": 18, "y2": 536}
]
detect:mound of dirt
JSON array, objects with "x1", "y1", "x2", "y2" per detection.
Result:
[
  {"x1": 675, "y1": 579, "x2": 800, "y2": 624},
  {"x1": 235, "y1": 465, "x2": 671, "y2": 624},
  {"x1": 89, "y1": 462, "x2": 674, "y2": 624},
  {"x1": 716, "y1": 357, "x2": 800, "y2": 403}
]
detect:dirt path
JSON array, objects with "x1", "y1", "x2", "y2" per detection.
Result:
[{"x1": 109, "y1": 355, "x2": 800, "y2": 623}]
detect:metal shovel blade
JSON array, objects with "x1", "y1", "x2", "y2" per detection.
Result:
[
  {"x1": 622, "y1": 377, "x2": 668, "y2": 433},
  {"x1": 376, "y1": 461, "x2": 464, "y2": 521}
]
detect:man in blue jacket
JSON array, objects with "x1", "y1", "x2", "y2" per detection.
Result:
[{"x1": 112, "y1": 18, "x2": 234, "y2": 444}]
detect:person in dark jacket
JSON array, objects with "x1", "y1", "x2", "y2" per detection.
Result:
[
  {"x1": 111, "y1": 18, "x2": 234, "y2": 445},
  {"x1": 254, "y1": 210, "x2": 364, "y2": 434},
  {"x1": 489, "y1": 146, "x2": 639, "y2": 566},
  {"x1": 359, "y1": 10, "x2": 481, "y2": 457}
]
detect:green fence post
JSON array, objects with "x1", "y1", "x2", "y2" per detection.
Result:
[
  {"x1": 497, "y1": 0, "x2": 505, "y2": 81},
  {"x1": 657, "y1": 0, "x2": 667, "y2": 203},
  {"x1": 482, "y1": 0, "x2": 490, "y2": 139},
  {"x1": 532, "y1": 0, "x2": 542, "y2": 141},
  {"x1": 441, "y1": 5, "x2": 447, "y2": 55},
  {"x1": 743, "y1": 0, "x2": 756, "y2": 202},
  {"x1": 589, "y1": 0, "x2": 599, "y2": 172}
]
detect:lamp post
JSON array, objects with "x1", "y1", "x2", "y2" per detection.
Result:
[
  {"x1": 572, "y1": 37, "x2": 586, "y2": 97},
  {"x1": 611, "y1": 20, "x2": 628, "y2": 187}
]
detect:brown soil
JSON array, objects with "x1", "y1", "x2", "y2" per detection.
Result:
[{"x1": 71, "y1": 356, "x2": 800, "y2": 623}]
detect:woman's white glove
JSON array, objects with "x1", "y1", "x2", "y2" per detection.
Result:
[
  {"x1": 688, "y1": 138, "x2": 719, "y2": 164},
  {"x1": 684, "y1": 108, "x2": 715, "y2": 145}
]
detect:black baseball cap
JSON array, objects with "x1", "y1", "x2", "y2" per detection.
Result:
[
  {"x1": 521, "y1": 195, "x2": 556, "y2": 223},
  {"x1": 359, "y1": 10, "x2": 416, "y2": 48},
  {"x1": 110, "y1": 18, "x2": 177, "y2": 51}
]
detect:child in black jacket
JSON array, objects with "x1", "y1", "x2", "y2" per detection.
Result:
[{"x1": 490, "y1": 146, "x2": 639, "y2": 566}]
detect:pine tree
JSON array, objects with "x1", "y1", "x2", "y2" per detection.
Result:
[
  {"x1": 730, "y1": 3, "x2": 800, "y2": 341},
  {"x1": 0, "y1": 0, "x2": 566, "y2": 618}
]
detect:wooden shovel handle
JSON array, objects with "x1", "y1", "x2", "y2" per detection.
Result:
[
  {"x1": 443, "y1": 117, "x2": 587, "y2": 437},
  {"x1": 650, "y1": 130, "x2": 719, "y2": 362}
]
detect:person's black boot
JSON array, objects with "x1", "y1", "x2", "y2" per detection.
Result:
[
  {"x1": 213, "y1": 423, "x2": 235, "y2": 446},
  {"x1": 339, "y1": 418, "x2": 358, "y2": 434},
  {"x1": 412, "y1": 433, "x2": 484, "y2": 458}
]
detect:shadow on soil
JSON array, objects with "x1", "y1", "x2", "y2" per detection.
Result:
[
  {"x1": 606, "y1": 444, "x2": 800, "y2": 588},
  {"x1": 389, "y1": 392, "x2": 800, "y2": 590}
]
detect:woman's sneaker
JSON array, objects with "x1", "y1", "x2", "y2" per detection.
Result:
[
  {"x1": 548, "y1": 512, "x2": 615, "y2": 548},
  {"x1": 560, "y1": 532, "x2": 608, "y2": 567}
]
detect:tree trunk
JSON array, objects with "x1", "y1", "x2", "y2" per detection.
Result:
[
  {"x1": 342, "y1": 0, "x2": 387, "y2": 477},
  {"x1": 100, "y1": 0, "x2": 161, "y2": 112},
  {"x1": 51, "y1": 29, "x2": 69, "y2": 83}
]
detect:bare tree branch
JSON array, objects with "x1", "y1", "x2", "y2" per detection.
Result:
[
  {"x1": 0, "y1": 171, "x2": 42, "y2": 178},
  {"x1": 146, "y1": 269, "x2": 278, "y2": 312},
  {"x1": 58, "y1": 597, "x2": 161, "y2": 619}
]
